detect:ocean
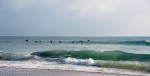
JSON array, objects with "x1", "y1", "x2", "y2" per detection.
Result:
[{"x1": 0, "y1": 36, "x2": 150, "y2": 75}]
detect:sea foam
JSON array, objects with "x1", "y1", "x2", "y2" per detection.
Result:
[
  {"x1": 0, "y1": 60, "x2": 149, "y2": 76},
  {"x1": 64, "y1": 57, "x2": 94, "y2": 65}
]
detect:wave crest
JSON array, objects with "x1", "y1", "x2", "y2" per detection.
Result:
[{"x1": 32, "y1": 50, "x2": 150, "y2": 61}]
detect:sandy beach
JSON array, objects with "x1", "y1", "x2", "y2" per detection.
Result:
[{"x1": 0, "y1": 68, "x2": 134, "y2": 76}]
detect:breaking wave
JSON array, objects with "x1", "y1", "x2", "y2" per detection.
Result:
[
  {"x1": 63, "y1": 57, "x2": 150, "y2": 72},
  {"x1": 0, "y1": 52, "x2": 33, "y2": 60},
  {"x1": 1, "y1": 50, "x2": 150, "y2": 73},
  {"x1": 31, "y1": 50, "x2": 150, "y2": 61}
]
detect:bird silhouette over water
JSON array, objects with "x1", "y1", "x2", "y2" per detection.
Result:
[
  {"x1": 26, "y1": 40, "x2": 28, "y2": 42},
  {"x1": 59, "y1": 41, "x2": 62, "y2": 43},
  {"x1": 50, "y1": 41, "x2": 53, "y2": 43}
]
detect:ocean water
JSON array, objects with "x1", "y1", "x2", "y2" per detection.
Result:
[{"x1": 0, "y1": 36, "x2": 150, "y2": 75}]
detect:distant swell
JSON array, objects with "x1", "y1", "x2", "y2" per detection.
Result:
[
  {"x1": 88, "y1": 40, "x2": 150, "y2": 46},
  {"x1": 31, "y1": 50, "x2": 150, "y2": 61},
  {"x1": 117, "y1": 40, "x2": 150, "y2": 45},
  {"x1": 54, "y1": 40, "x2": 150, "y2": 46}
]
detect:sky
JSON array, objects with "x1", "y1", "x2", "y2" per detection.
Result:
[{"x1": 0, "y1": 0, "x2": 150, "y2": 36}]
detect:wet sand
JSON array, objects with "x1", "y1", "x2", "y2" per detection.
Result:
[{"x1": 0, "y1": 68, "x2": 135, "y2": 76}]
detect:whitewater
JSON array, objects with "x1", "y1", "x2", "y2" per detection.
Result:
[{"x1": 1, "y1": 36, "x2": 150, "y2": 76}]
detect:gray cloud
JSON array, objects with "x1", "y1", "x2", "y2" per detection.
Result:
[{"x1": 0, "y1": 0, "x2": 150, "y2": 36}]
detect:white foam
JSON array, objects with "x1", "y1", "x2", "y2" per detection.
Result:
[
  {"x1": 0, "y1": 52, "x2": 32, "y2": 60},
  {"x1": 145, "y1": 40, "x2": 150, "y2": 43},
  {"x1": 0, "y1": 60, "x2": 149, "y2": 76},
  {"x1": 64, "y1": 57, "x2": 94, "y2": 65}
]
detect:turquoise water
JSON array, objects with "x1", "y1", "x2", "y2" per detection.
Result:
[
  {"x1": 1, "y1": 36, "x2": 150, "y2": 54},
  {"x1": 1, "y1": 36, "x2": 150, "y2": 75}
]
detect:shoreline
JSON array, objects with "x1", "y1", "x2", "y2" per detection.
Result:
[{"x1": 0, "y1": 67, "x2": 140, "y2": 76}]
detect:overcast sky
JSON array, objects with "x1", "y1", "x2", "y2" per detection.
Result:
[{"x1": 0, "y1": 0, "x2": 150, "y2": 36}]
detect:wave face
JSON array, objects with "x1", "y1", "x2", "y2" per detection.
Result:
[
  {"x1": 31, "y1": 50, "x2": 150, "y2": 61},
  {"x1": 31, "y1": 49, "x2": 150, "y2": 72}
]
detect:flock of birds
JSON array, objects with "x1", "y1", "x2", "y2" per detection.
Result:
[{"x1": 25, "y1": 39, "x2": 90, "y2": 44}]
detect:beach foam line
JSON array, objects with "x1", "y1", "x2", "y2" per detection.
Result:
[{"x1": 0, "y1": 60, "x2": 149, "y2": 76}]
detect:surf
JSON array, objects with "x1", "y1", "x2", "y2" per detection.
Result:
[
  {"x1": 0, "y1": 52, "x2": 33, "y2": 60},
  {"x1": 1, "y1": 50, "x2": 150, "y2": 73},
  {"x1": 31, "y1": 50, "x2": 150, "y2": 61},
  {"x1": 63, "y1": 57, "x2": 150, "y2": 72}
]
